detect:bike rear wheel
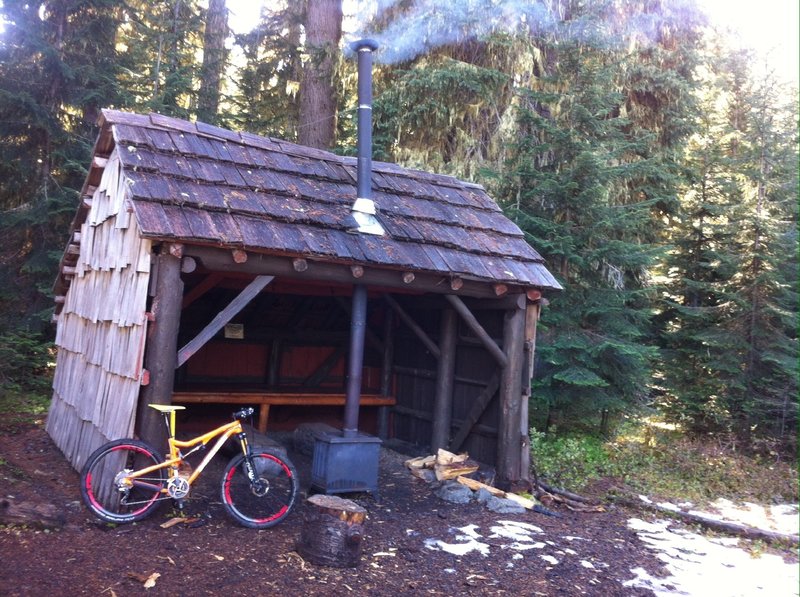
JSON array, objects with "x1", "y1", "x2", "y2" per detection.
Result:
[
  {"x1": 221, "y1": 450, "x2": 299, "y2": 529},
  {"x1": 80, "y1": 439, "x2": 166, "y2": 524}
]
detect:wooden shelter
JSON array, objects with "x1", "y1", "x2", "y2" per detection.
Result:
[{"x1": 47, "y1": 109, "x2": 561, "y2": 486}]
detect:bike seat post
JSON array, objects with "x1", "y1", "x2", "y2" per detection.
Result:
[{"x1": 159, "y1": 409, "x2": 177, "y2": 440}]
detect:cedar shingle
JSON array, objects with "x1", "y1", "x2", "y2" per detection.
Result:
[{"x1": 94, "y1": 109, "x2": 561, "y2": 290}]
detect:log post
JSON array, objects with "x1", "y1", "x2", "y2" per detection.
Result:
[
  {"x1": 520, "y1": 301, "x2": 541, "y2": 478},
  {"x1": 496, "y1": 302, "x2": 527, "y2": 489},
  {"x1": 296, "y1": 494, "x2": 367, "y2": 567},
  {"x1": 431, "y1": 308, "x2": 457, "y2": 451},
  {"x1": 136, "y1": 247, "x2": 184, "y2": 449},
  {"x1": 378, "y1": 308, "x2": 394, "y2": 439}
]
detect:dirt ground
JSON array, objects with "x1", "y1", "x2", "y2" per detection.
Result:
[{"x1": 0, "y1": 416, "x2": 668, "y2": 596}]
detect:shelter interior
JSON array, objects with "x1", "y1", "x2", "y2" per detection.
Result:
[{"x1": 172, "y1": 265, "x2": 524, "y2": 467}]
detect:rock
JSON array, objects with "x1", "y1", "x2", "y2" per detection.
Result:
[
  {"x1": 474, "y1": 488, "x2": 494, "y2": 504},
  {"x1": 485, "y1": 496, "x2": 526, "y2": 514},
  {"x1": 410, "y1": 468, "x2": 437, "y2": 484},
  {"x1": 435, "y1": 481, "x2": 473, "y2": 505}
]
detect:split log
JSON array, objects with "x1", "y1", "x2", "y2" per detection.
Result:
[
  {"x1": 296, "y1": 495, "x2": 367, "y2": 567},
  {"x1": 614, "y1": 493, "x2": 800, "y2": 547},
  {"x1": 434, "y1": 460, "x2": 479, "y2": 481},
  {"x1": 0, "y1": 498, "x2": 65, "y2": 529}
]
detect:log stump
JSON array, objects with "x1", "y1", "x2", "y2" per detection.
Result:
[{"x1": 296, "y1": 494, "x2": 367, "y2": 567}]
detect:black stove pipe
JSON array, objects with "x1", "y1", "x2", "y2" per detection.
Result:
[
  {"x1": 342, "y1": 39, "x2": 379, "y2": 438},
  {"x1": 354, "y1": 38, "x2": 378, "y2": 203},
  {"x1": 342, "y1": 284, "x2": 367, "y2": 438}
]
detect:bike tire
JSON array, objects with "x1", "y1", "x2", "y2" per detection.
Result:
[
  {"x1": 221, "y1": 450, "x2": 299, "y2": 529},
  {"x1": 80, "y1": 439, "x2": 166, "y2": 524}
]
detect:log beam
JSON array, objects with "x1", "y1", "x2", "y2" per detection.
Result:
[
  {"x1": 176, "y1": 275, "x2": 274, "y2": 368},
  {"x1": 184, "y1": 245, "x2": 509, "y2": 299},
  {"x1": 449, "y1": 372, "x2": 501, "y2": 452},
  {"x1": 445, "y1": 295, "x2": 507, "y2": 368},
  {"x1": 384, "y1": 294, "x2": 440, "y2": 359}
]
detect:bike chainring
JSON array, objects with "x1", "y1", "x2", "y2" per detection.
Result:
[{"x1": 167, "y1": 476, "x2": 190, "y2": 499}]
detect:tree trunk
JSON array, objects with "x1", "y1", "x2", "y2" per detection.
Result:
[
  {"x1": 298, "y1": 0, "x2": 342, "y2": 149},
  {"x1": 197, "y1": 0, "x2": 228, "y2": 124},
  {"x1": 296, "y1": 494, "x2": 366, "y2": 567}
]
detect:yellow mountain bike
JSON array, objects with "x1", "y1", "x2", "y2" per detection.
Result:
[{"x1": 79, "y1": 405, "x2": 298, "y2": 529}]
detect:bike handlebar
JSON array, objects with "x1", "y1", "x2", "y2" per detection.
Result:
[{"x1": 233, "y1": 407, "x2": 255, "y2": 421}]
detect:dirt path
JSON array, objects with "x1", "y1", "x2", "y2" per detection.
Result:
[{"x1": 0, "y1": 419, "x2": 664, "y2": 596}]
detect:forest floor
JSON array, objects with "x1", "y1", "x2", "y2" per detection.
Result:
[{"x1": 0, "y1": 412, "x2": 796, "y2": 596}]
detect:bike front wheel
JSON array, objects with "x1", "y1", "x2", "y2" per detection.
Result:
[
  {"x1": 221, "y1": 450, "x2": 299, "y2": 529},
  {"x1": 80, "y1": 439, "x2": 166, "y2": 524}
]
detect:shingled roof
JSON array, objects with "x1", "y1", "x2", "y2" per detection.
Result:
[{"x1": 60, "y1": 109, "x2": 560, "y2": 296}]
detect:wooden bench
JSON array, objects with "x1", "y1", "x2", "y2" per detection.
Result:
[{"x1": 171, "y1": 391, "x2": 396, "y2": 433}]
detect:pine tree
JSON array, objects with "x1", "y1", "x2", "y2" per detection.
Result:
[
  {"x1": 660, "y1": 46, "x2": 799, "y2": 448},
  {"x1": 229, "y1": 2, "x2": 303, "y2": 138},
  {"x1": 658, "y1": 53, "x2": 745, "y2": 432},
  {"x1": 116, "y1": 0, "x2": 204, "y2": 117},
  {"x1": 0, "y1": 0, "x2": 124, "y2": 327},
  {"x1": 498, "y1": 1, "x2": 704, "y2": 432}
]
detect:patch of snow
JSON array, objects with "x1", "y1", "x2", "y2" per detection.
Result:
[
  {"x1": 562, "y1": 535, "x2": 588, "y2": 542},
  {"x1": 505, "y1": 541, "x2": 546, "y2": 551},
  {"x1": 657, "y1": 501, "x2": 681, "y2": 512},
  {"x1": 626, "y1": 516, "x2": 800, "y2": 596},
  {"x1": 424, "y1": 537, "x2": 490, "y2": 557},
  {"x1": 704, "y1": 499, "x2": 800, "y2": 536},
  {"x1": 540, "y1": 554, "x2": 559, "y2": 565},
  {"x1": 456, "y1": 524, "x2": 483, "y2": 540},
  {"x1": 488, "y1": 520, "x2": 543, "y2": 542},
  {"x1": 580, "y1": 560, "x2": 595, "y2": 568}
]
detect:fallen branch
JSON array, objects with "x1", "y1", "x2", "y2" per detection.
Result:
[
  {"x1": 534, "y1": 480, "x2": 598, "y2": 505},
  {"x1": 613, "y1": 493, "x2": 800, "y2": 548},
  {"x1": 0, "y1": 498, "x2": 65, "y2": 529}
]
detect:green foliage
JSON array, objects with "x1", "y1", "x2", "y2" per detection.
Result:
[
  {"x1": 531, "y1": 419, "x2": 799, "y2": 503},
  {"x1": 657, "y1": 45, "x2": 799, "y2": 446},
  {"x1": 530, "y1": 428, "x2": 613, "y2": 490},
  {"x1": 0, "y1": 330, "x2": 53, "y2": 394}
]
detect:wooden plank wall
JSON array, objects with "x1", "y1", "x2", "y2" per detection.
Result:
[
  {"x1": 392, "y1": 304, "x2": 504, "y2": 465},
  {"x1": 46, "y1": 148, "x2": 153, "y2": 471}
]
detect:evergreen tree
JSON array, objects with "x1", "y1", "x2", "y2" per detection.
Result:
[
  {"x1": 0, "y1": 0, "x2": 123, "y2": 327},
  {"x1": 116, "y1": 0, "x2": 204, "y2": 117},
  {"x1": 660, "y1": 47, "x2": 799, "y2": 448},
  {"x1": 499, "y1": 2, "x2": 703, "y2": 432},
  {"x1": 230, "y1": 2, "x2": 303, "y2": 138},
  {"x1": 658, "y1": 53, "x2": 745, "y2": 432}
]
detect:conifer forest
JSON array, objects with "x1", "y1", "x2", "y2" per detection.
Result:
[{"x1": 0, "y1": 0, "x2": 796, "y2": 456}]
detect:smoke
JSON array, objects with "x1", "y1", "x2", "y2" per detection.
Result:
[{"x1": 346, "y1": 0, "x2": 706, "y2": 65}]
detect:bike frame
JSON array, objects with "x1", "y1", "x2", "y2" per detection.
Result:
[{"x1": 121, "y1": 413, "x2": 251, "y2": 494}]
